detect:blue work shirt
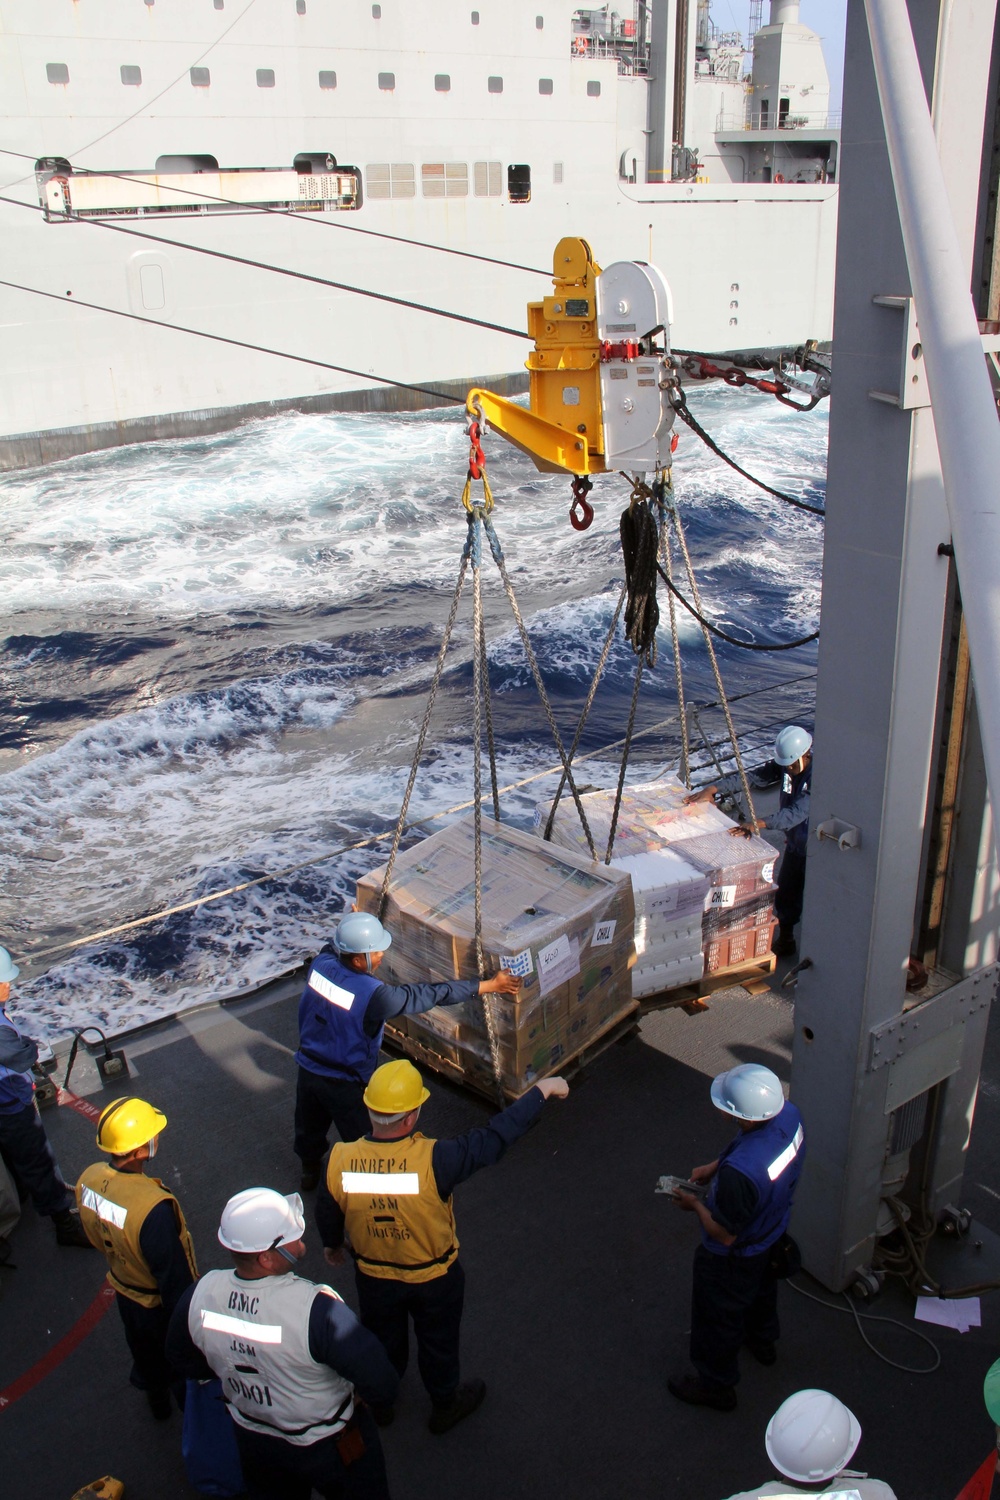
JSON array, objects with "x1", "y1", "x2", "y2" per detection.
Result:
[
  {"x1": 316, "y1": 1085, "x2": 546, "y2": 1251},
  {"x1": 771, "y1": 762, "x2": 812, "y2": 857},
  {"x1": 294, "y1": 945, "x2": 483, "y2": 1086},
  {"x1": 0, "y1": 1006, "x2": 37, "y2": 1115}
]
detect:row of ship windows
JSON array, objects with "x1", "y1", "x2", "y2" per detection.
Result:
[
  {"x1": 167, "y1": 2, "x2": 546, "y2": 20},
  {"x1": 44, "y1": 63, "x2": 599, "y2": 96},
  {"x1": 366, "y1": 161, "x2": 552, "y2": 198}
]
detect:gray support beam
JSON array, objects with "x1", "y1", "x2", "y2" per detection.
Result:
[
  {"x1": 788, "y1": 0, "x2": 998, "y2": 1292},
  {"x1": 646, "y1": 0, "x2": 673, "y2": 183}
]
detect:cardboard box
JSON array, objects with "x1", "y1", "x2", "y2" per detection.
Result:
[{"x1": 357, "y1": 815, "x2": 636, "y2": 1092}]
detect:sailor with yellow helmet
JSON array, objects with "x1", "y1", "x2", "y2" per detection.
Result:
[
  {"x1": 317, "y1": 1058, "x2": 569, "y2": 1434},
  {"x1": 77, "y1": 1097, "x2": 198, "y2": 1419}
]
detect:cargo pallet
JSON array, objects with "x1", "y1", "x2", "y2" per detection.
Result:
[
  {"x1": 382, "y1": 953, "x2": 777, "y2": 1101},
  {"x1": 637, "y1": 951, "x2": 777, "y2": 1017},
  {"x1": 382, "y1": 1001, "x2": 643, "y2": 1104}
]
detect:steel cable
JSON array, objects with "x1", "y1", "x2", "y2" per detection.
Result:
[{"x1": 671, "y1": 387, "x2": 827, "y2": 516}]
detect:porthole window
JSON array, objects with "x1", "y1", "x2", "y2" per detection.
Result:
[
  {"x1": 190, "y1": 67, "x2": 211, "y2": 87},
  {"x1": 372, "y1": 3, "x2": 381, "y2": 15},
  {"x1": 378, "y1": 71, "x2": 395, "y2": 90},
  {"x1": 435, "y1": 74, "x2": 451, "y2": 92},
  {"x1": 296, "y1": 0, "x2": 306, "y2": 11},
  {"x1": 257, "y1": 69, "x2": 276, "y2": 88},
  {"x1": 553, "y1": 162, "x2": 563, "y2": 184},
  {"x1": 46, "y1": 63, "x2": 70, "y2": 84},
  {"x1": 587, "y1": 80, "x2": 601, "y2": 97},
  {"x1": 365, "y1": 163, "x2": 416, "y2": 199},
  {"x1": 488, "y1": 76, "x2": 503, "y2": 93},
  {"x1": 539, "y1": 78, "x2": 553, "y2": 95},
  {"x1": 120, "y1": 64, "x2": 142, "y2": 86},
  {"x1": 536, "y1": 14, "x2": 544, "y2": 27},
  {"x1": 474, "y1": 161, "x2": 502, "y2": 196},
  {"x1": 214, "y1": 0, "x2": 224, "y2": 9},
  {"x1": 471, "y1": 10, "x2": 480, "y2": 22},
  {"x1": 319, "y1": 70, "x2": 337, "y2": 89},
  {"x1": 422, "y1": 162, "x2": 469, "y2": 198}
]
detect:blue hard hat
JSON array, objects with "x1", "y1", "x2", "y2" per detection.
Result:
[
  {"x1": 0, "y1": 947, "x2": 20, "y2": 983},
  {"x1": 711, "y1": 1063, "x2": 785, "y2": 1121},
  {"x1": 774, "y1": 725, "x2": 813, "y2": 767},
  {"x1": 334, "y1": 911, "x2": 393, "y2": 956}
]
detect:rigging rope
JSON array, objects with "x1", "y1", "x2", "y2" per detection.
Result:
[
  {"x1": 619, "y1": 480, "x2": 661, "y2": 667},
  {"x1": 0, "y1": 196, "x2": 530, "y2": 341},
  {"x1": 0, "y1": 150, "x2": 547, "y2": 276},
  {"x1": 17, "y1": 672, "x2": 816, "y2": 969},
  {"x1": 660, "y1": 498, "x2": 692, "y2": 787},
  {"x1": 670, "y1": 386, "x2": 827, "y2": 516},
  {"x1": 0, "y1": 277, "x2": 465, "y2": 408},
  {"x1": 655, "y1": 562, "x2": 821, "y2": 652}
]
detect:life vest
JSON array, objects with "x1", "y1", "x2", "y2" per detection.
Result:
[
  {"x1": 188, "y1": 1269, "x2": 354, "y2": 1446},
  {"x1": 76, "y1": 1163, "x2": 198, "y2": 1306},
  {"x1": 294, "y1": 952, "x2": 383, "y2": 1085},
  {"x1": 327, "y1": 1133, "x2": 458, "y2": 1283},
  {"x1": 703, "y1": 1100, "x2": 805, "y2": 1257},
  {"x1": 779, "y1": 763, "x2": 811, "y2": 856}
]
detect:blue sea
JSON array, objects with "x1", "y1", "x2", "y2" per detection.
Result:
[{"x1": 0, "y1": 387, "x2": 826, "y2": 1040}]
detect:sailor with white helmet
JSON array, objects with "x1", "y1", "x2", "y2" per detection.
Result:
[
  {"x1": 294, "y1": 910, "x2": 522, "y2": 1190},
  {"x1": 0, "y1": 944, "x2": 92, "y2": 1250},
  {"x1": 77, "y1": 1096, "x2": 198, "y2": 1419},
  {"x1": 668, "y1": 1063, "x2": 805, "y2": 1410},
  {"x1": 723, "y1": 1388, "x2": 897, "y2": 1497},
  {"x1": 764, "y1": 724, "x2": 813, "y2": 957},
  {"x1": 166, "y1": 1187, "x2": 398, "y2": 1500}
]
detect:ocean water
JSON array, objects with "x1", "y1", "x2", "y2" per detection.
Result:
[{"x1": 0, "y1": 387, "x2": 826, "y2": 1041}]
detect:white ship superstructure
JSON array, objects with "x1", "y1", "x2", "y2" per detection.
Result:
[{"x1": 0, "y1": 0, "x2": 838, "y2": 467}]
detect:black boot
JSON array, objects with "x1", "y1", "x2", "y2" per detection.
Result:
[
  {"x1": 428, "y1": 1379, "x2": 486, "y2": 1434},
  {"x1": 299, "y1": 1161, "x2": 323, "y2": 1192},
  {"x1": 145, "y1": 1386, "x2": 172, "y2": 1420},
  {"x1": 53, "y1": 1209, "x2": 95, "y2": 1248},
  {"x1": 771, "y1": 926, "x2": 797, "y2": 958}
]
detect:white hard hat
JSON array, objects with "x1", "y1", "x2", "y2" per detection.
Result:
[
  {"x1": 765, "y1": 1389, "x2": 862, "y2": 1483},
  {"x1": 774, "y1": 724, "x2": 813, "y2": 766},
  {"x1": 710, "y1": 1063, "x2": 785, "y2": 1121},
  {"x1": 0, "y1": 947, "x2": 20, "y2": 983},
  {"x1": 218, "y1": 1188, "x2": 306, "y2": 1253}
]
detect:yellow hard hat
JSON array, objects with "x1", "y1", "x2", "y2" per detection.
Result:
[
  {"x1": 363, "y1": 1060, "x2": 429, "y2": 1114},
  {"x1": 96, "y1": 1097, "x2": 167, "y2": 1155}
]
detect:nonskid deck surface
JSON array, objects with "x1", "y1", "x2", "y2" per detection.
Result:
[{"x1": 2, "y1": 974, "x2": 998, "y2": 1500}]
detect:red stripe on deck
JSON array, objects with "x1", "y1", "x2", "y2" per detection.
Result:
[
  {"x1": 56, "y1": 1086, "x2": 104, "y2": 1123},
  {"x1": 0, "y1": 1283, "x2": 115, "y2": 1411}
]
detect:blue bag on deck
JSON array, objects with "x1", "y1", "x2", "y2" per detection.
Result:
[{"x1": 182, "y1": 1378, "x2": 245, "y2": 1497}]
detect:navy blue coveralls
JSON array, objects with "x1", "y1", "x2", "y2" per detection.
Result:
[
  {"x1": 167, "y1": 1276, "x2": 399, "y2": 1500},
  {"x1": 772, "y1": 762, "x2": 812, "y2": 937},
  {"x1": 0, "y1": 1005, "x2": 75, "y2": 1219},
  {"x1": 316, "y1": 1087, "x2": 545, "y2": 1405},
  {"x1": 691, "y1": 1100, "x2": 805, "y2": 1389},
  {"x1": 294, "y1": 947, "x2": 484, "y2": 1165}
]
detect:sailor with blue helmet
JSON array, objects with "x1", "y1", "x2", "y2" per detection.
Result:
[
  {"x1": 668, "y1": 1063, "x2": 805, "y2": 1411},
  {"x1": 294, "y1": 911, "x2": 521, "y2": 1191},
  {"x1": 766, "y1": 725, "x2": 813, "y2": 957}
]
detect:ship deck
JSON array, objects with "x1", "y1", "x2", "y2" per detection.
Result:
[{"x1": 4, "y1": 956, "x2": 999, "y2": 1500}]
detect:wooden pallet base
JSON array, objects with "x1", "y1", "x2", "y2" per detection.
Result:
[
  {"x1": 382, "y1": 1001, "x2": 641, "y2": 1104},
  {"x1": 636, "y1": 951, "x2": 777, "y2": 1017}
]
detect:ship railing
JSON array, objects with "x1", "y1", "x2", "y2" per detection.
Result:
[
  {"x1": 715, "y1": 108, "x2": 842, "y2": 132},
  {"x1": 569, "y1": 33, "x2": 650, "y2": 75}
]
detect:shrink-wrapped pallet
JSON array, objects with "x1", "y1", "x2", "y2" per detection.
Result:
[{"x1": 356, "y1": 816, "x2": 636, "y2": 1095}]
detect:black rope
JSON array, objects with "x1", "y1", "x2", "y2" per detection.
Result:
[
  {"x1": 655, "y1": 560, "x2": 819, "y2": 651},
  {"x1": 0, "y1": 195, "x2": 529, "y2": 340},
  {"x1": 671, "y1": 387, "x2": 827, "y2": 516},
  {"x1": 0, "y1": 277, "x2": 465, "y2": 408},
  {"x1": 1, "y1": 151, "x2": 547, "y2": 275},
  {"x1": 619, "y1": 491, "x2": 660, "y2": 667}
]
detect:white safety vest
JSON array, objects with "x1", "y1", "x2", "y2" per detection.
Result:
[
  {"x1": 723, "y1": 1479, "x2": 898, "y2": 1499},
  {"x1": 188, "y1": 1269, "x2": 354, "y2": 1446}
]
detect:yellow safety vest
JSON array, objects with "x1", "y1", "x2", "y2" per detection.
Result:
[
  {"x1": 327, "y1": 1133, "x2": 458, "y2": 1284},
  {"x1": 77, "y1": 1163, "x2": 198, "y2": 1308}
]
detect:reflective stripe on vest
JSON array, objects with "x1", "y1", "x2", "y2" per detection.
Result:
[
  {"x1": 767, "y1": 1123, "x2": 804, "y2": 1181},
  {"x1": 188, "y1": 1270, "x2": 354, "y2": 1445},
  {"x1": 327, "y1": 1133, "x2": 459, "y2": 1283},
  {"x1": 76, "y1": 1163, "x2": 198, "y2": 1306}
]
